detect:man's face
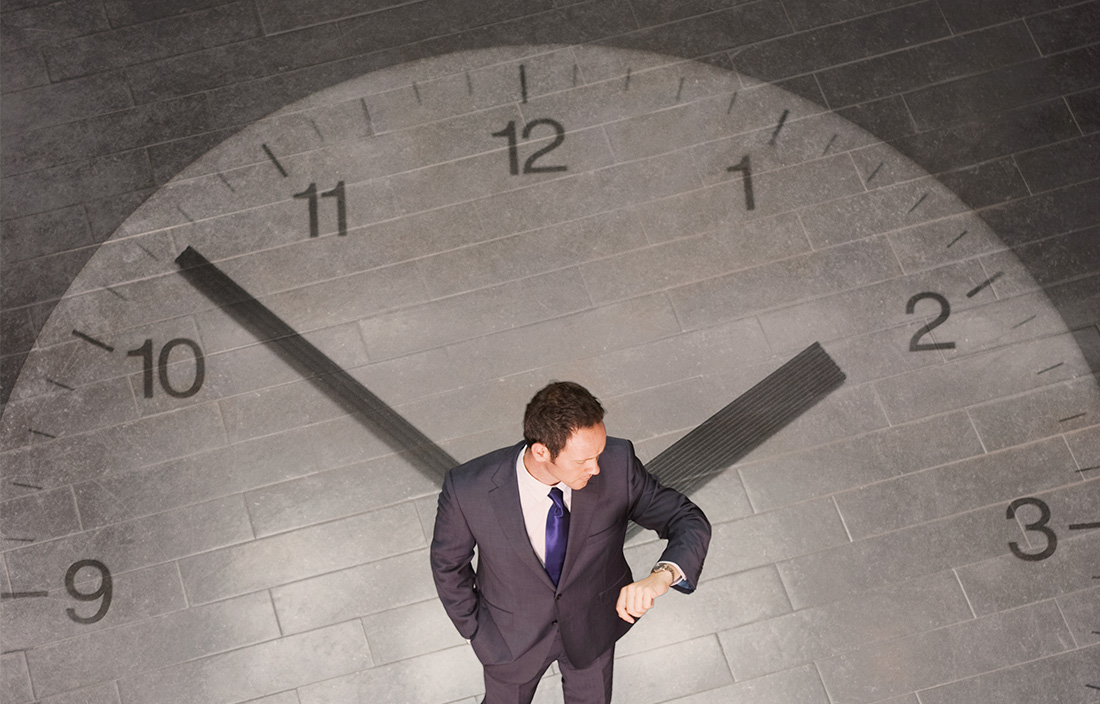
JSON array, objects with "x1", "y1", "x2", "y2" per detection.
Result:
[{"x1": 545, "y1": 422, "x2": 607, "y2": 491}]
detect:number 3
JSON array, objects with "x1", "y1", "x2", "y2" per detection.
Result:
[{"x1": 1007, "y1": 497, "x2": 1057, "y2": 561}]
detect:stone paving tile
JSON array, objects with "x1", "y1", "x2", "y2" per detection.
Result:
[
  {"x1": 614, "y1": 0, "x2": 791, "y2": 60},
  {"x1": 2, "y1": 563, "x2": 186, "y2": 651},
  {"x1": 119, "y1": 621, "x2": 370, "y2": 704},
  {"x1": 781, "y1": 0, "x2": 919, "y2": 30},
  {"x1": 0, "y1": 0, "x2": 110, "y2": 54},
  {"x1": 26, "y1": 592, "x2": 279, "y2": 698},
  {"x1": 1, "y1": 72, "x2": 132, "y2": 137},
  {"x1": 918, "y1": 646, "x2": 1100, "y2": 704},
  {"x1": 1015, "y1": 132, "x2": 1100, "y2": 192},
  {"x1": 0, "y1": 652, "x2": 32, "y2": 704},
  {"x1": 1068, "y1": 86, "x2": 1100, "y2": 132},
  {"x1": 1027, "y1": 0, "x2": 1100, "y2": 54},
  {"x1": 817, "y1": 601, "x2": 1074, "y2": 703},
  {"x1": 42, "y1": 1, "x2": 261, "y2": 81},
  {"x1": 938, "y1": 0, "x2": 1083, "y2": 32},
  {"x1": 905, "y1": 45, "x2": 1100, "y2": 131},
  {"x1": 816, "y1": 21, "x2": 1038, "y2": 108},
  {"x1": 733, "y1": 2, "x2": 949, "y2": 83}
]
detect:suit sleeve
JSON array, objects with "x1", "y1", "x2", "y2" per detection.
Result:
[
  {"x1": 429, "y1": 469, "x2": 480, "y2": 639},
  {"x1": 624, "y1": 441, "x2": 712, "y2": 594}
]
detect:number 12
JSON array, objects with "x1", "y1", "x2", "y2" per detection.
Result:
[{"x1": 492, "y1": 119, "x2": 568, "y2": 175}]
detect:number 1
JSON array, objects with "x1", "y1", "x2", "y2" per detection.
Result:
[
  {"x1": 727, "y1": 154, "x2": 755, "y2": 210},
  {"x1": 294, "y1": 181, "x2": 347, "y2": 238}
]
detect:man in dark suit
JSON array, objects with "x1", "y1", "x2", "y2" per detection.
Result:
[{"x1": 430, "y1": 381, "x2": 711, "y2": 703}]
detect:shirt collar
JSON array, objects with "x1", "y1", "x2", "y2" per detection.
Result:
[{"x1": 515, "y1": 445, "x2": 571, "y2": 505}]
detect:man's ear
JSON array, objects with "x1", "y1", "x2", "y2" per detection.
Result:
[{"x1": 530, "y1": 442, "x2": 552, "y2": 463}]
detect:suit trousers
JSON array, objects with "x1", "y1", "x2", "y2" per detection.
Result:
[{"x1": 482, "y1": 625, "x2": 614, "y2": 704}]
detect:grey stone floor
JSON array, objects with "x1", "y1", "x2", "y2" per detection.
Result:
[{"x1": 2, "y1": 2, "x2": 1098, "y2": 703}]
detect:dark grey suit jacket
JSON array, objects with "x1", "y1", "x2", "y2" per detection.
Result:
[{"x1": 430, "y1": 437, "x2": 711, "y2": 682}]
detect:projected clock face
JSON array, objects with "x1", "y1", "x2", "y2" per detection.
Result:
[{"x1": 2, "y1": 45, "x2": 1097, "y2": 703}]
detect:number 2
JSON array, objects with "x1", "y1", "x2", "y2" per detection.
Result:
[{"x1": 906, "y1": 292, "x2": 956, "y2": 351}]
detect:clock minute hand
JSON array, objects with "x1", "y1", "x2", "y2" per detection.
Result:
[
  {"x1": 175, "y1": 246, "x2": 457, "y2": 481},
  {"x1": 629, "y1": 342, "x2": 845, "y2": 537}
]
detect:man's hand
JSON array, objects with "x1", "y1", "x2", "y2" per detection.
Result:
[{"x1": 616, "y1": 568, "x2": 675, "y2": 623}]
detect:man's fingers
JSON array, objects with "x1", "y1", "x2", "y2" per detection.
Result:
[
  {"x1": 616, "y1": 587, "x2": 635, "y2": 623},
  {"x1": 617, "y1": 583, "x2": 657, "y2": 623},
  {"x1": 630, "y1": 592, "x2": 653, "y2": 617}
]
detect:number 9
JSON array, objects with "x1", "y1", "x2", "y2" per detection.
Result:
[{"x1": 65, "y1": 559, "x2": 113, "y2": 624}]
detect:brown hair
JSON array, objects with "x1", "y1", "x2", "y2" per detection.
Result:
[{"x1": 523, "y1": 381, "x2": 605, "y2": 460}]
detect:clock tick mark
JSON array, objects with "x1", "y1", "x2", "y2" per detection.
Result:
[
  {"x1": 675, "y1": 76, "x2": 685, "y2": 102},
  {"x1": 1012, "y1": 314, "x2": 1036, "y2": 329},
  {"x1": 1076, "y1": 465, "x2": 1099, "y2": 474},
  {"x1": 822, "y1": 133, "x2": 837, "y2": 154},
  {"x1": 519, "y1": 64, "x2": 528, "y2": 103},
  {"x1": 359, "y1": 98, "x2": 374, "y2": 136},
  {"x1": 624, "y1": 67, "x2": 632, "y2": 91},
  {"x1": 261, "y1": 144, "x2": 288, "y2": 177},
  {"x1": 768, "y1": 108, "x2": 789, "y2": 145},
  {"x1": 966, "y1": 271, "x2": 1003, "y2": 298},
  {"x1": 46, "y1": 378, "x2": 74, "y2": 391},
  {"x1": 72, "y1": 330, "x2": 114, "y2": 352},
  {"x1": 466, "y1": 71, "x2": 474, "y2": 95},
  {"x1": 0, "y1": 591, "x2": 49, "y2": 599},
  {"x1": 0, "y1": 536, "x2": 37, "y2": 547},
  {"x1": 1059, "y1": 412, "x2": 1087, "y2": 423},
  {"x1": 11, "y1": 482, "x2": 42, "y2": 490},
  {"x1": 947, "y1": 229, "x2": 968, "y2": 248},
  {"x1": 727, "y1": 92, "x2": 738, "y2": 114},
  {"x1": 572, "y1": 64, "x2": 579, "y2": 87},
  {"x1": 1037, "y1": 362, "x2": 1064, "y2": 375},
  {"x1": 866, "y1": 161, "x2": 884, "y2": 183},
  {"x1": 412, "y1": 81, "x2": 421, "y2": 105},
  {"x1": 29, "y1": 429, "x2": 56, "y2": 439},
  {"x1": 1068, "y1": 521, "x2": 1100, "y2": 530},
  {"x1": 104, "y1": 286, "x2": 126, "y2": 300},
  {"x1": 177, "y1": 205, "x2": 194, "y2": 222},
  {"x1": 218, "y1": 172, "x2": 236, "y2": 192},
  {"x1": 135, "y1": 242, "x2": 159, "y2": 261},
  {"x1": 908, "y1": 192, "x2": 929, "y2": 213},
  {"x1": 309, "y1": 118, "x2": 324, "y2": 141}
]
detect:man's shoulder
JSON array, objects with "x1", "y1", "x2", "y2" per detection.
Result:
[
  {"x1": 604, "y1": 435, "x2": 631, "y2": 452},
  {"x1": 602, "y1": 435, "x2": 635, "y2": 463},
  {"x1": 447, "y1": 441, "x2": 523, "y2": 484}
]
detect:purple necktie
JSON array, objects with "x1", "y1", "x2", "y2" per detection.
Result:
[{"x1": 545, "y1": 487, "x2": 569, "y2": 586}]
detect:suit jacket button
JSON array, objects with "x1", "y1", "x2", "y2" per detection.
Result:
[{"x1": 555, "y1": 594, "x2": 562, "y2": 600}]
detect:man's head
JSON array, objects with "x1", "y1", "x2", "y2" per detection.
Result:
[
  {"x1": 523, "y1": 381, "x2": 606, "y2": 490},
  {"x1": 524, "y1": 381, "x2": 605, "y2": 459}
]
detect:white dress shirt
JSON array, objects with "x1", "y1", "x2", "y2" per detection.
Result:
[
  {"x1": 513, "y1": 446, "x2": 684, "y2": 585},
  {"x1": 515, "y1": 446, "x2": 570, "y2": 568}
]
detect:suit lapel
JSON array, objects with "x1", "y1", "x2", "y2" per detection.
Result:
[
  {"x1": 558, "y1": 470, "x2": 600, "y2": 590},
  {"x1": 487, "y1": 445, "x2": 556, "y2": 589}
]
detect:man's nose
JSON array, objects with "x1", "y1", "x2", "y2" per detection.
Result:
[{"x1": 589, "y1": 460, "x2": 600, "y2": 475}]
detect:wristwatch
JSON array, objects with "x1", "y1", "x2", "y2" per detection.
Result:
[{"x1": 651, "y1": 563, "x2": 681, "y2": 582}]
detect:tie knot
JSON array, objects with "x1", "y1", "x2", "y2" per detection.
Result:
[{"x1": 548, "y1": 486, "x2": 565, "y2": 513}]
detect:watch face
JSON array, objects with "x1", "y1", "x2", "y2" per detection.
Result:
[{"x1": 2, "y1": 45, "x2": 1097, "y2": 704}]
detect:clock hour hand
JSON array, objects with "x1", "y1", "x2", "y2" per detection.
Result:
[
  {"x1": 175, "y1": 246, "x2": 457, "y2": 480},
  {"x1": 632, "y1": 342, "x2": 845, "y2": 534}
]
